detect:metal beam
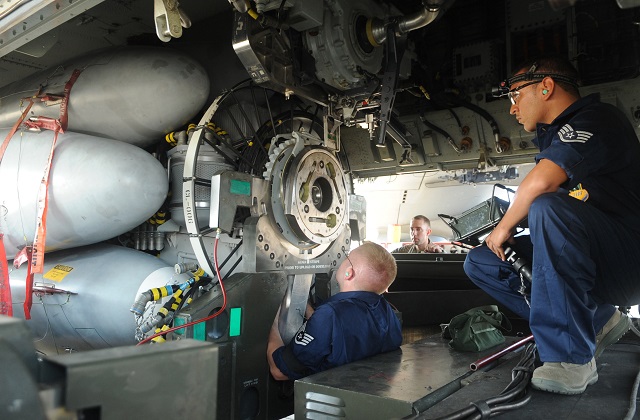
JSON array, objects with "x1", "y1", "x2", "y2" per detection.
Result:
[{"x1": 0, "y1": 0, "x2": 106, "y2": 59}]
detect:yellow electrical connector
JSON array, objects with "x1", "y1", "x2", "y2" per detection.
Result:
[{"x1": 151, "y1": 325, "x2": 171, "y2": 343}]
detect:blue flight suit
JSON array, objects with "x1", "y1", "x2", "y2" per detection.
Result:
[
  {"x1": 272, "y1": 291, "x2": 402, "y2": 380},
  {"x1": 464, "y1": 94, "x2": 640, "y2": 364}
]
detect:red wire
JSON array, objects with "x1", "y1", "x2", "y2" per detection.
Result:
[{"x1": 137, "y1": 234, "x2": 227, "y2": 345}]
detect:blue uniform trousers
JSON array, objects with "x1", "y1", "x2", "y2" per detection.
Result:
[{"x1": 464, "y1": 193, "x2": 640, "y2": 364}]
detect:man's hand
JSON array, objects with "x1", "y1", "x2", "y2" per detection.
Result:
[
  {"x1": 426, "y1": 243, "x2": 445, "y2": 253},
  {"x1": 484, "y1": 224, "x2": 515, "y2": 261},
  {"x1": 483, "y1": 158, "x2": 568, "y2": 261}
]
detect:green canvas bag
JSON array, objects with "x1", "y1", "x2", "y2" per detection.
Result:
[{"x1": 442, "y1": 305, "x2": 512, "y2": 352}]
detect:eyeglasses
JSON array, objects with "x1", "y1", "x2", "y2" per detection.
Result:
[
  {"x1": 507, "y1": 81, "x2": 540, "y2": 105},
  {"x1": 342, "y1": 247, "x2": 355, "y2": 271},
  {"x1": 345, "y1": 252, "x2": 354, "y2": 269}
]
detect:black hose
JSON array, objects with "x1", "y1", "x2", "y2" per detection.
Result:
[
  {"x1": 448, "y1": 108, "x2": 463, "y2": 132},
  {"x1": 442, "y1": 93, "x2": 499, "y2": 137},
  {"x1": 425, "y1": 343, "x2": 537, "y2": 420},
  {"x1": 420, "y1": 112, "x2": 461, "y2": 153},
  {"x1": 435, "y1": 91, "x2": 503, "y2": 153}
]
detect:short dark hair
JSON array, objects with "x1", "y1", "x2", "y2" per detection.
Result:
[
  {"x1": 412, "y1": 215, "x2": 431, "y2": 228},
  {"x1": 511, "y1": 55, "x2": 580, "y2": 96}
]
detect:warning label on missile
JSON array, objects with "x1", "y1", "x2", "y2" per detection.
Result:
[{"x1": 43, "y1": 264, "x2": 74, "y2": 282}]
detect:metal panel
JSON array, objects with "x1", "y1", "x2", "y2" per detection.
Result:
[
  {"x1": 174, "y1": 272, "x2": 294, "y2": 419},
  {"x1": 506, "y1": 0, "x2": 565, "y2": 32},
  {"x1": 0, "y1": 316, "x2": 45, "y2": 419},
  {"x1": 0, "y1": 0, "x2": 106, "y2": 59},
  {"x1": 44, "y1": 339, "x2": 219, "y2": 420},
  {"x1": 294, "y1": 340, "x2": 494, "y2": 419}
]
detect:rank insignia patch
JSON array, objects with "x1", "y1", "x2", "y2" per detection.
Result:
[
  {"x1": 558, "y1": 124, "x2": 593, "y2": 143},
  {"x1": 295, "y1": 331, "x2": 314, "y2": 346}
]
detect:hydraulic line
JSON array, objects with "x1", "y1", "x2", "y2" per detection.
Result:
[
  {"x1": 420, "y1": 112, "x2": 461, "y2": 153},
  {"x1": 174, "y1": 267, "x2": 215, "y2": 312},
  {"x1": 439, "y1": 92, "x2": 503, "y2": 154},
  {"x1": 200, "y1": 124, "x2": 243, "y2": 169},
  {"x1": 137, "y1": 229, "x2": 228, "y2": 345},
  {"x1": 130, "y1": 284, "x2": 179, "y2": 317},
  {"x1": 137, "y1": 276, "x2": 201, "y2": 334},
  {"x1": 448, "y1": 108, "x2": 463, "y2": 133},
  {"x1": 368, "y1": 0, "x2": 445, "y2": 46},
  {"x1": 417, "y1": 87, "x2": 462, "y2": 153},
  {"x1": 138, "y1": 268, "x2": 212, "y2": 334}
]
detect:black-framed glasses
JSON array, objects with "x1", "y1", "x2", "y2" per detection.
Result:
[{"x1": 507, "y1": 81, "x2": 540, "y2": 105}]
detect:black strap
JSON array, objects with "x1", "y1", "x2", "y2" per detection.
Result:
[
  {"x1": 470, "y1": 305, "x2": 500, "y2": 314},
  {"x1": 471, "y1": 400, "x2": 492, "y2": 419},
  {"x1": 471, "y1": 305, "x2": 512, "y2": 332}
]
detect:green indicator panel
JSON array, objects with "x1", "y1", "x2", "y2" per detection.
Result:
[
  {"x1": 230, "y1": 307, "x2": 242, "y2": 337},
  {"x1": 173, "y1": 317, "x2": 185, "y2": 336},
  {"x1": 230, "y1": 179, "x2": 251, "y2": 196},
  {"x1": 193, "y1": 322, "x2": 206, "y2": 341}
]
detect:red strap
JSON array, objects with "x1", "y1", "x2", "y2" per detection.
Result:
[
  {"x1": 0, "y1": 94, "x2": 40, "y2": 317},
  {"x1": 13, "y1": 247, "x2": 29, "y2": 268},
  {"x1": 0, "y1": 235, "x2": 12, "y2": 317},
  {"x1": 30, "y1": 130, "x2": 58, "y2": 274},
  {"x1": 58, "y1": 69, "x2": 82, "y2": 132},
  {"x1": 0, "y1": 69, "x2": 83, "y2": 311},
  {"x1": 24, "y1": 248, "x2": 34, "y2": 320},
  {"x1": 30, "y1": 69, "x2": 82, "y2": 274},
  {"x1": 23, "y1": 117, "x2": 63, "y2": 133}
]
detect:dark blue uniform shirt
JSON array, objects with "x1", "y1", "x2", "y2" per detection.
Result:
[
  {"x1": 533, "y1": 93, "x2": 640, "y2": 233},
  {"x1": 272, "y1": 290, "x2": 402, "y2": 380}
]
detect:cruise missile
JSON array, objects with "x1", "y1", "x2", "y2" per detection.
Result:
[
  {"x1": 0, "y1": 46, "x2": 210, "y2": 148},
  {"x1": 0, "y1": 129, "x2": 169, "y2": 261},
  {"x1": 9, "y1": 243, "x2": 190, "y2": 355}
]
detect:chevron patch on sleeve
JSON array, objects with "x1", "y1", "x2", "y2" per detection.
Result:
[
  {"x1": 295, "y1": 330, "x2": 314, "y2": 346},
  {"x1": 558, "y1": 124, "x2": 593, "y2": 143}
]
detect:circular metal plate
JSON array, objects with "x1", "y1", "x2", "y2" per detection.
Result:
[{"x1": 284, "y1": 147, "x2": 348, "y2": 244}]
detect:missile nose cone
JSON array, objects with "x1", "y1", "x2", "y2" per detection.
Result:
[
  {"x1": 0, "y1": 46, "x2": 210, "y2": 147},
  {"x1": 0, "y1": 130, "x2": 169, "y2": 259}
]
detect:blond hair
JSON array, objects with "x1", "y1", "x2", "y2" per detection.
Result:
[{"x1": 351, "y1": 242, "x2": 397, "y2": 294}]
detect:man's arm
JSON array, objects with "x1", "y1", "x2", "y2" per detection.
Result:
[
  {"x1": 305, "y1": 302, "x2": 315, "y2": 319},
  {"x1": 266, "y1": 308, "x2": 290, "y2": 380},
  {"x1": 485, "y1": 159, "x2": 567, "y2": 260},
  {"x1": 267, "y1": 302, "x2": 319, "y2": 381}
]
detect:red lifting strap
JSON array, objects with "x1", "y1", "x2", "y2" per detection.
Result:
[
  {"x1": 0, "y1": 93, "x2": 39, "y2": 318},
  {"x1": 0, "y1": 69, "x2": 83, "y2": 318},
  {"x1": 31, "y1": 68, "x2": 82, "y2": 274},
  {"x1": 24, "y1": 248, "x2": 34, "y2": 320},
  {"x1": 22, "y1": 117, "x2": 63, "y2": 133}
]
